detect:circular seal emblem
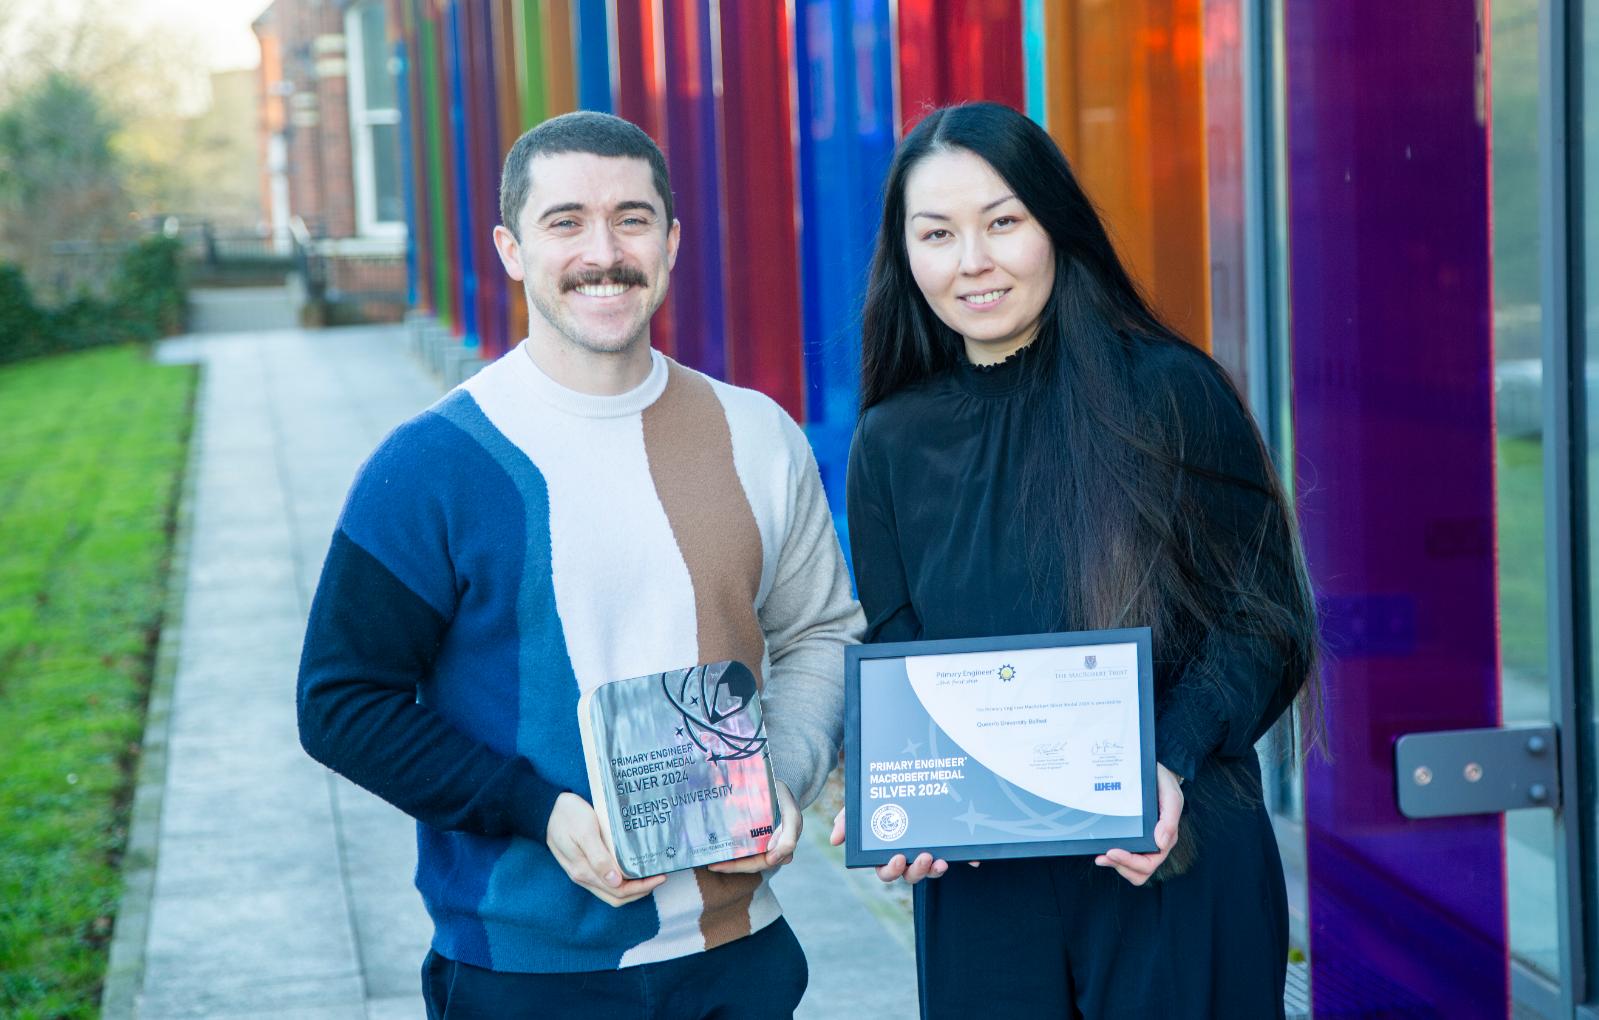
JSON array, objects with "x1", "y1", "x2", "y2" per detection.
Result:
[{"x1": 870, "y1": 803, "x2": 909, "y2": 843}]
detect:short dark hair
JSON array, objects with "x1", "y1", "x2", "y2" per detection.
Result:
[{"x1": 499, "y1": 111, "x2": 674, "y2": 237}]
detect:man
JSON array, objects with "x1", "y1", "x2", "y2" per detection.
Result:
[{"x1": 297, "y1": 111, "x2": 861, "y2": 1018}]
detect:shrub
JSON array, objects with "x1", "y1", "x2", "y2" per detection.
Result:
[
  {"x1": 0, "y1": 264, "x2": 45, "y2": 361},
  {"x1": 0, "y1": 235, "x2": 185, "y2": 364},
  {"x1": 111, "y1": 235, "x2": 186, "y2": 338}
]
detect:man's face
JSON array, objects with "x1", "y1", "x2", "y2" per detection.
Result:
[{"x1": 494, "y1": 152, "x2": 679, "y2": 356}]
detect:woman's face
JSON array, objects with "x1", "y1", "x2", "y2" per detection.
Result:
[{"x1": 902, "y1": 148, "x2": 1056, "y2": 364}]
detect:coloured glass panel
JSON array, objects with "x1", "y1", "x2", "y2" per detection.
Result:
[
  {"x1": 613, "y1": 0, "x2": 675, "y2": 358},
  {"x1": 1287, "y1": 2, "x2": 1509, "y2": 1013},
  {"x1": 661, "y1": 0, "x2": 725, "y2": 377},
  {"x1": 1039, "y1": 0, "x2": 1211, "y2": 350},
  {"x1": 445, "y1": 1, "x2": 477, "y2": 343},
  {"x1": 718, "y1": 0, "x2": 805, "y2": 420},
  {"x1": 792, "y1": 0, "x2": 896, "y2": 518},
  {"x1": 896, "y1": 0, "x2": 1025, "y2": 130},
  {"x1": 574, "y1": 0, "x2": 615, "y2": 113}
]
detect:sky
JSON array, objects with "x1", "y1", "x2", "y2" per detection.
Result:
[
  {"x1": 117, "y1": 0, "x2": 271, "y2": 70},
  {"x1": 5, "y1": 0, "x2": 270, "y2": 73}
]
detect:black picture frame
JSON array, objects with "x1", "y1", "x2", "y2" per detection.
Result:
[{"x1": 844, "y1": 628, "x2": 1159, "y2": 868}]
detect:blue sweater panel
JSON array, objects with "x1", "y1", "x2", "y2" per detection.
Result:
[{"x1": 298, "y1": 390, "x2": 662, "y2": 971}]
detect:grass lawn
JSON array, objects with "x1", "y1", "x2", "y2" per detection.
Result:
[{"x1": 0, "y1": 345, "x2": 195, "y2": 1019}]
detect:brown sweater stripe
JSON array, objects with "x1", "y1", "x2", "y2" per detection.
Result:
[{"x1": 640, "y1": 362, "x2": 767, "y2": 950}]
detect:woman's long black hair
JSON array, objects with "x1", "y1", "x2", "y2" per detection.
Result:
[{"x1": 860, "y1": 102, "x2": 1321, "y2": 761}]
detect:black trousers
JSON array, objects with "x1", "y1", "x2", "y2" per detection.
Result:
[
  {"x1": 422, "y1": 917, "x2": 809, "y2": 1019},
  {"x1": 914, "y1": 793, "x2": 1288, "y2": 1020}
]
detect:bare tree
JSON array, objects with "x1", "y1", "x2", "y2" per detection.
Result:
[
  {"x1": 0, "y1": 71, "x2": 134, "y2": 299},
  {"x1": 0, "y1": 0, "x2": 246, "y2": 296}
]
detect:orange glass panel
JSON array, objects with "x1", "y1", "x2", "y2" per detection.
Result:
[
  {"x1": 1042, "y1": 0, "x2": 1211, "y2": 350},
  {"x1": 541, "y1": 0, "x2": 576, "y2": 115}
]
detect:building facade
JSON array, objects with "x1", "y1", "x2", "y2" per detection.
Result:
[{"x1": 254, "y1": 0, "x2": 408, "y2": 319}]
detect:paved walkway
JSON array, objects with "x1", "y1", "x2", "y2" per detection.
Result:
[{"x1": 120, "y1": 325, "x2": 916, "y2": 1019}]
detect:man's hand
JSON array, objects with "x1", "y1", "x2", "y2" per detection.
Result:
[
  {"x1": 829, "y1": 807, "x2": 963, "y2": 885},
  {"x1": 1095, "y1": 763, "x2": 1184, "y2": 886},
  {"x1": 546, "y1": 792, "x2": 667, "y2": 906},
  {"x1": 707, "y1": 781, "x2": 801, "y2": 874}
]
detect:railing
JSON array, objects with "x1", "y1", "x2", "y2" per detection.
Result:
[
  {"x1": 186, "y1": 222, "x2": 295, "y2": 286},
  {"x1": 289, "y1": 216, "x2": 407, "y2": 325}
]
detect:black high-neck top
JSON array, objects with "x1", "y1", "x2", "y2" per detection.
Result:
[{"x1": 845, "y1": 337, "x2": 1301, "y2": 789}]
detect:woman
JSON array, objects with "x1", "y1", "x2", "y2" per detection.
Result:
[{"x1": 830, "y1": 102, "x2": 1320, "y2": 1018}]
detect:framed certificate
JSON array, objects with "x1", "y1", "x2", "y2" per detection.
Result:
[{"x1": 844, "y1": 628, "x2": 1159, "y2": 867}]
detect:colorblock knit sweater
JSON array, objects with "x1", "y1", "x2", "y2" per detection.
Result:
[{"x1": 297, "y1": 342, "x2": 863, "y2": 973}]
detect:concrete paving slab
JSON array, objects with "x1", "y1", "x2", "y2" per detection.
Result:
[
  {"x1": 187, "y1": 1008, "x2": 367, "y2": 1020},
  {"x1": 175, "y1": 619, "x2": 309, "y2": 674},
  {"x1": 139, "y1": 970, "x2": 365, "y2": 1020},
  {"x1": 152, "y1": 818, "x2": 341, "y2": 899},
  {"x1": 178, "y1": 585, "x2": 306, "y2": 631},
  {"x1": 331, "y1": 782, "x2": 430, "y2": 1001},
  {"x1": 154, "y1": 780, "x2": 332, "y2": 843},
  {"x1": 141, "y1": 885, "x2": 361, "y2": 1005},
  {"x1": 186, "y1": 552, "x2": 300, "y2": 592},
  {"x1": 365, "y1": 994, "x2": 427, "y2": 1020}
]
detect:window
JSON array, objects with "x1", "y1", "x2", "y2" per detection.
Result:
[{"x1": 346, "y1": 0, "x2": 404, "y2": 237}]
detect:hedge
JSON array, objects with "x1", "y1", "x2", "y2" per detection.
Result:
[{"x1": 0, "y1": 236, "x2": 186, "y2": 365}]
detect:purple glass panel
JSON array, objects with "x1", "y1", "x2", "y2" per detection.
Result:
[
  {"x1": 661, "y1": 0, "x2": 726, "y2": 378},
  {"x1": 1287, "y1": 2, "x2": 1508, "y2": 1016}
]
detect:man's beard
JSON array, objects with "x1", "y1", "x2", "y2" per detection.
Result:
[{"x1": 528, "y1": 263, "x2": 657, "y2": 354}]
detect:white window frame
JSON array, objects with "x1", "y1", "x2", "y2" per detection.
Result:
[{"x1": 345, "y1": 0, "x2": 405, "y2": 240}]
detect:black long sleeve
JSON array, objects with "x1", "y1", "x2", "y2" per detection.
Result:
[
  {"x1": 298, "y1": 531, "x2": 565, "y2": 841},
  {"x1": 845, "y1": 339, "x2": 1300, "y2": 785},
  {"x1": 1139, "y1": 346, "x2": 1302, "y2": 780}
]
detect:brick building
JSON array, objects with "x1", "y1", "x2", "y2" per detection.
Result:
[{"x1": 254, "y1": 0, "x2": 406, "y2": 318}]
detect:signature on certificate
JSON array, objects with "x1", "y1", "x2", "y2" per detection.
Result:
[
  {"x1": 1032, "y1": 740, "x2": 1067, "y2": 758},
  {"x1": 1092, "y1": 740, "x2": 1125, "y2": 755}
]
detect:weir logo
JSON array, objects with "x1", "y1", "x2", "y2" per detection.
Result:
[
  {"x1": 749, "y1": 824, "x2": 774, "y2": 838},
  {"x1": 1093, "y1": 781, "x2": 1122, "y2": 792}
]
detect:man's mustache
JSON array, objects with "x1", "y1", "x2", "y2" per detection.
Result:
[{"x1": 560, "y1": 266, "x2": 648, "y2": 292}]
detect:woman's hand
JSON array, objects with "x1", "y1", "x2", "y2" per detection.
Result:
[
  {"x1": 1095, "y1": 763, "x2": 1184, "y2": 886},
  {"x1": 830, "y1": 807, "x2": 969, "y2": 885}
]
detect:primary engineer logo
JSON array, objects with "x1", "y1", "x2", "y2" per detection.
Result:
[
  {"x1": 870, "y1": 803, "x2": 910, "y2": 842},
  {"x1": 997, "y1": 663, "x2": 1017, "y2": 682}
]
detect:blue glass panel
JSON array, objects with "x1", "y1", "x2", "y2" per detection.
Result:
[
  {"x1": 574, "y1": 0, "x2": 614, "y2": 113},
  {"x1": 792, "y1": 0, "x2": 896, "y2": 525}
]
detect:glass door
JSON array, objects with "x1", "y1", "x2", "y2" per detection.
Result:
[{"x1": 1491, "y1": 0, "x2": 1563, "y2": 992}]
